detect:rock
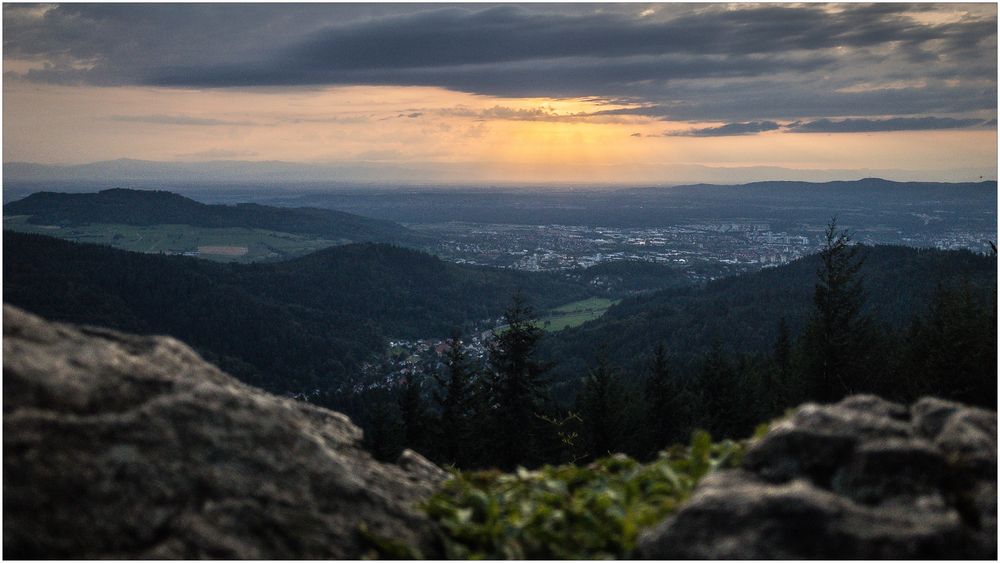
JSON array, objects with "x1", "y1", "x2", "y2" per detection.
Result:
[
  {"x1": 742, "y1": 397, "x2": 910, "y2": 487},
  {"x1": 837, "y1": 394, "x2": 910, "y2": 420},
  {"x1": 639, "y1": 471, "x2": 969, "y2": 559},
  {"x1": 834, "y1": 437, "x2": 948, "y2": 505},
  {"x1": 741, "y1": 421, "x2": 857, "y2": 486},
  {"x1": 638, "y1": 394, "x2": 997, "y2": 559},
  {"x1": 912, "y1": 396, "x2": 965, "y2": 438},
  {"x1": 398, "y1": 448, "x2": 451, "y2": 484},
  {"x1": 2, "y1": 305, "x2": 445, "y2": 559}
]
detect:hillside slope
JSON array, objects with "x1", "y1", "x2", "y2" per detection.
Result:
[
  {"x1": 3, "y1": 233, "x2": 589, "y2": 394},
  {"x1": 4, "y1": 188, "x2": 420, "y2": 244},
  {"x1": 543, "y1": 245, "x2": 997, "y2": 384}
]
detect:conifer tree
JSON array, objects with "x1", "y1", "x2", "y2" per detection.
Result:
[
  {"x1": 433, "y1": 331, "x2": 474, "y2": 466},
  {"x1": 643, "y1": 343, "x2": 685, "y2": 454},
  {"x1": 398, "y1": 375, "x2": 427, "y2": 453},
  {"x1": 487, "y1": 290, "x2": 552, "y2": 469},
  {"x1": 905, "y1": 280, "x2": 997, "y2": 407},
  {"x1": 577, "y1": 355, "x2": 624, "y2": 460},
  {"x1": 770, "y1": 317, "x2": 799, "y2": 408},
  {"x1": 464, "y1": 366, "x2": 497, "y2": 468},
  {"x1": 694, "y1": 340, "x2": 741, "y2": 438},
  {"x1": 801, "y1": 218, "x2": 874, "y2": 401}
]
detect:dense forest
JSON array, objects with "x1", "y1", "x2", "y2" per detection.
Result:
[
  {"x1": 543, "y1": 243, "x2": 997, "y2": 396},
  {"x1": 345, "y1": 223, "x2": 997, "y2": 470},
  {"x1": 2, "y1": 232, "x2": 589, "y2": 393},
  {"x1": 3, "y1": 224, "x2": 996, "y2": 472},
  {"x1": 4, "y1": 188, "x2": 422, "y2": 244}
]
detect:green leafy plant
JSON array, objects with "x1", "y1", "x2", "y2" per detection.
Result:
[{"x1": 421, "y1": 431, "x2": 744, "y2": 559}]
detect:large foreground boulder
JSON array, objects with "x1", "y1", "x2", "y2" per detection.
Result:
[
  {"x1": 3, "y1": 305, "x2": 446, "y2": 558},
  {"x1": 638, "y1": 394, "x2": 997, "y2": 559}
]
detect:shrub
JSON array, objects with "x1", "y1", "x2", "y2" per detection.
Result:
[{"x1": 421, "y1": 430, "x2": 745, "y2": 559}]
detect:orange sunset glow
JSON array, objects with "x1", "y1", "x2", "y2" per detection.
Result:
[{"x1": 3, "y1": 3, "x2": 997, "y2": 183}]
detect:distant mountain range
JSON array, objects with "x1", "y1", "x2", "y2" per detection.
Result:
[
  {"x1": 262, "y1": 176, "x2": 995, "y2": 231},
  {"x1": 5, "y1": 158, "x2": 995, "y2": 185},
  {"x1": 628, "y1": 177, "x2": 997, "y2": 209},
  {"x1": 4, "y1": 188, "x2": 421, "y2": 245},
  {"x1": 4, "y1": 159, "x2": 380, "y2": 183},
  {"x1": 660, "y1": 177, "x2": 997, "y2": 192}
]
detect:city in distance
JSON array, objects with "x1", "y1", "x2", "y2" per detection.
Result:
[{"x1": 2, "y1": 2, "x2": 997, "y2": 560}]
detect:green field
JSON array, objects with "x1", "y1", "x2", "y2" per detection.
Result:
[
  {"x1": 3, "y1": 216, "x2": 342, "y2": 262},
  {"x1": 538, "y1": 297, "x2": 620, "y2": 332}
]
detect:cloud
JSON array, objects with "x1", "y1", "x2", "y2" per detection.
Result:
[
  {"x1": 104, "y1": 114, "x2": 257, "y2": 126},
  {"x1": 151, "y1": 6, "x2": 995, "y2": 95},
  {"x1": 631, "y1": 116, "x2": 993, "y2": 138},
  {"x1": 586, "y1": 79, "x2": 997, "y2": 121},
  {"x1": 666, "y1": 121, "x2": 782, "y2": 137},
  {"x1": 787, "y1": 117, "x2": 988, "y2": 133},
  {"x1": 152, "y1": 4, "x2": 990, "y2": 78},
  {"x1": 4, "y1": 4, "x2": 997, "y2": 122},
  {"x1": 440, "y1": 105, "x2": 563, "y2": 121}
]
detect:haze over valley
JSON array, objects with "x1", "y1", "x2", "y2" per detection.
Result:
[{"x1": 2, "y1": 2, "x2": 997, "y2": 560}]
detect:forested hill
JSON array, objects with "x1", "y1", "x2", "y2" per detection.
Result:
[
  {"x1": 3, "y1": 232, "x2": 589, "y2": 394},
  {"x1": 4, "y1": 188, "x2": 420, "y2": 244},
  {"x1": 544, "y1": 244, "x2": 997, "y2": 387}
]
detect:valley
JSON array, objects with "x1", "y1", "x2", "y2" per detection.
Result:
[
  {"x1": 3, "y1": 215, "x2": 343, "y2": 262},
  {"x1": 4, "y1": 4, "x2": 997, "y2": 558},
  {"x1": 6, "y1": 179, "x2": 995, "y2": 281},
  {"x1": 3, "y1": 183, "x2": 996, "y2": 463}
]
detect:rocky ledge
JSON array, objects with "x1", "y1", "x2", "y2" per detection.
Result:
[
  {"x1": 5, "y1": 304, "x2": 996, "y2": 560},
  {"x1": 3, "y1": 305, "x2": 446, "y2": 559},
  {"x1": 638, "y1": 394, "x2": 997, "y2": 559}
]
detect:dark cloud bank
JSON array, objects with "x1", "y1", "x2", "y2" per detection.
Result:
[
  {"x1": 4, "y1": 3, "x2": 996, "y2": 126},
  {"x1": 659, "y1": 116, "x2": 992, "y2": 137}
]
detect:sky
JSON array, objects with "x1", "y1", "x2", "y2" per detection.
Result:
[{"x1": 3, "y1": 2, "x2": 997, "y2": 184}]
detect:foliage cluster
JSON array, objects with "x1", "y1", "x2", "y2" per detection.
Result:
[{"x1": 421, "y1": 431, "x2": 745, "y2": 559}]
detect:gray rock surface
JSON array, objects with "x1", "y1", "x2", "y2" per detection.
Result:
[
  {"x1": 638, "y1": 394, "x2": 997, "y2": 559},
  {"x1": 3, "y1": 305, "x2": 445, "y2": 559}
]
